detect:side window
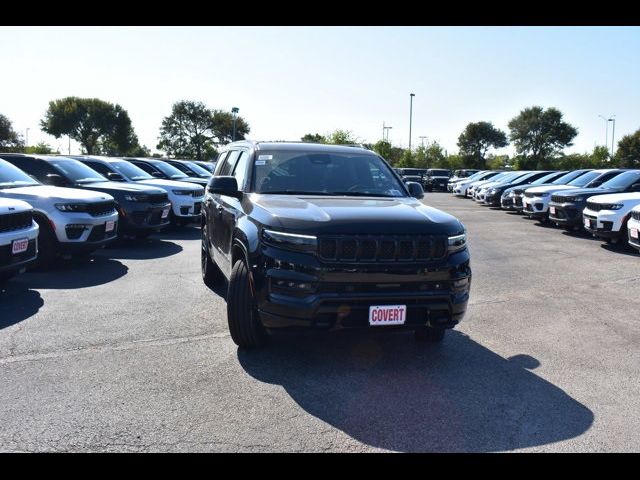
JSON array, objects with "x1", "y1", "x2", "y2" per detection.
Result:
[
  {"x1": 232, "y1": 151, "x2": 250, "y2": 190},
  {"x1": 219, "y1": 150, "x2": 240, "y2": 176},
  {"x1": 213, "y1": 152, "x2": 229, "y2": 176},
  {"x1": 11, "y1": 158, "x2": 56, "y2": 183},
  {"x1": 132, "y1": 161, "x2": 157, "y2": 175}
]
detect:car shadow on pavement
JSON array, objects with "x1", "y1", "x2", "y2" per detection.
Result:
[
  {"x1": 154, "y1": 226, "x2": 201, "y2": 241},
  {"x1": 0, "y1": 283, "x2": 44, "y2": 329},
  {"x1": 19, "y1": 256, "x2": 128, "y2": 289},
  {"x1": 100, "y1": 238, "x2": 183, "y2": 260},
  {"x1": 237, "y1": 330, "x2": 594, "y2": 452},
  {"x1": 600, "y1": 243, "x2": 639, "y2": 257}
]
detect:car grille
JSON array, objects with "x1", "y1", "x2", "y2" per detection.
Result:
[
  {"x1": 318, "y1": 235, "x2": 447, "y2": 262},
  {"x1": 0, "y1": 239, "x2": 37, "y2": 265},
  {"x1": 632, "y1": 210, "x2": 640, "y2": 221},
  {"x1": 514, "y1": 197, "x2": 523, "y2": 206},
  {"x1": 551, "y1": 194, "x2": 568, "y2": 203},
  {"x1": 87, "y1": 201, "x2": 117, "y2": 217},
  {"x1": 524, "y1": 191, "x2": 538, "y2": 198},
  {"x1": 148, "y1": 193, "x2": 169, "y2": 204},
  {"x1": 586, "y1": 201, "x2": 604, "y2": 212},
  {"x1": 0, "y1": 211, "x2": 33, "y2": 233},
  {"x1": 191, "y1": 189, "x2": 204, "y2": 198}
]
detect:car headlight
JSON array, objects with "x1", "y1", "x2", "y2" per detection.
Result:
[
  {"x1": 55, "y1": 203, "x2": 88, "y2": 212},
  {"x1": 172, "y1": 190, "x2": 192, "y2": 196},
  {"x1": 538, "y1": 192, "x2": 550, "y2": 198},
  {"x1": 604, "y1": 203, "x2": 624, "y2": 210},
  {"x1": 262, "y1": 229, "x2": 317, "y2": 253},
  {"x1": 448, "y1": 232, "x2": 467, "y2": 253},
  {"x1": 124, "y1": 194, "x2": 147, "y2": 202}
]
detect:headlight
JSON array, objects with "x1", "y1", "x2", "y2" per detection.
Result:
[
  {"x1": 448, "y1": 232, "x2": 467, "y2": 253},
  {"x1": 605, "y1": 203, "x2": 624, "y2": 210},
  {"x1": 490, "y1": 188, "x2": 498, "y2": 194},
  {"x1": 172, "y1": 190, "x2": 192, "y2": 196},
  {"x1": 262, "y1": 229, "x2": 317, "y2": 253},
  {"x1": 539, "y1": 192, "x2": 550, "y2": 198},
  {"x1": 55, "y1": 203, "x2": 88, "y2": 212},
  {"x1": 124, "y1": 194, "x2": 147, "y2": 202}
]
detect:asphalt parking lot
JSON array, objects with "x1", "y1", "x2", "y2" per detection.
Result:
[{"x1": 1, "y1": 193, "x2": 639, "y2": 452}]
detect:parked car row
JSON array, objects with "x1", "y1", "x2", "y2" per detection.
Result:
[
  {"x1": 448, "y1": 167, "x2": 640, "y2": 252},
  {"x1": 395, "y1": 168, "x2": 453, "y2": 192},
  {"x1": 0, "y1": 153, "x2": 212, "y2": 282}
]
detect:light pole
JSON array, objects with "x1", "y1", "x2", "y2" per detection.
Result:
[
  {"x1": 231, "y1": 107, "x2": 239, "y2": 142},
  {"x1": 609, "y1": 117, "x2": 616, "y2": 157},
  {"x1": 408, "y1": 93, "x2": 415, "y2": 150},
  {"x1": 419, "y1": 135, "x2": 427, "y2": 148},
  {"x1": 383, "y1": 126, "x2": 392, "y2": 142},
  {"x1": 25, "y1": 128, "x2": 30, "y2": 147}
]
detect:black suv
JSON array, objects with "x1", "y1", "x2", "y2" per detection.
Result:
[
  {"x1": 423, "y1": 169, "x2": 452, "y2": 192},
  {"x1": 1, "y1": 154, "x2": 172, "y2": 238},
  {"x1": 125, "y1": 158, "x2": 209, "y2": 187},
  {"x1": 201, "y1": 141, "x2": 471, "y2": 348}
]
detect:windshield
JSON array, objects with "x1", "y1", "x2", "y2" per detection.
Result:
[
  {"x1": 487, "y1": 172, "x2": 516, "y2": 183},
  {"x1": 532, "y1": 171, "x2": 564, "y2": 185},
  {"x1": 0, "y1": 159, "x2": 41, "y2": 188},
  {"x1": 599, "y1": 170, "x2": 640, "y2": 189},
  {"x1": 112, "y1": 161, "x2": 153, "y2": 181},
  {"x1": 552, "y1": 170, "x2": 590, "y2": 185},
  {"x1": 185, "y1": 161, "x2": 211, "y2": 176},
  {"x1": 567, "y1": 171, "x2": 604, "y2": 187},
  {"x1": 429, "y1": 170, "x2": 450, "y2": 177},
  {"x1": 49, "y1": 159, "x2": 107, "y2": 184},
  {"x1": 253, "y1": 151, "x2": 406, "y2": 197},
  {"x1": 195, "y1": 161, "x2": 216, "y2": 173},
  {"x1": 151, "y1": 161, "x2": 188, "y2": 179}
]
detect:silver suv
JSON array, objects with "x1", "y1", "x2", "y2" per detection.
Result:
[{"x1": 0, "y1": 158, "x2": 119, "y2": 267}]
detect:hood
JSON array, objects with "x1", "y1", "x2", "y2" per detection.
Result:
[
  {"x1": 428, "y1": 176, "x2": 450, "y2": 180},
  {"x1": 0, "y1": 197, "x2": 32, "y2": 213},
  {"x1": 135, "y1": 179, "x2": 203, "y2": 191},
  {"x1": 248, "y1": 194, "x2": 464, "y2": 236},
  {"x1": 402, "y1": 176, "x2": 422, "y2": 181},
  {"x1": 587, "y1": 192, "x2": 640, "y2": 204},
  {"x1": 0, "y1": 185, "x2": 113, "y2": 203},
  {"x1": 526, "y1": 185, "x2": 580, "y2": 195},
  {"x1": 551, "y1": 187, "x2": 622, "y2": 201},
  {"x1": 172, "y1": 177, "x2": 209, "y2": 186},
  {"x1": 77, "y1": 181, "x2": 166, "y2": 195}
]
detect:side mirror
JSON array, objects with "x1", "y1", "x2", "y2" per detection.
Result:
[
  {"x1": 406, "y1": 181, "x2": 424, "y2": 199},
  {"x1": 45, "y1": 173, "x2": 67, "y2": 187},
  {"x1": 208, "y1": 176, "x2": 243, "y2": 200},
  {"x1": 107, "y1": 172, "x2": 125, "y2": 182},
  {"x1": 631, "y1": 183, "x2": 640, "y2": 192}
]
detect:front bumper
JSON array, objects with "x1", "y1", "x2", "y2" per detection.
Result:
[
  {"x1": 120, "y1": 202, "x2": 172, "y2": 232},
  {"x1": 583, "y1": 210, "x2": 624, "y2": 239},
  {"x1": 51, "y1": 210, "x2": 119, "y2": 248},
  {"x1": 548, "y1": 202, "x2": 585, "y2": 228},
  {"x1": 252, "y1": 246, "x2": 472, "y2": 331},
  {"x1": 0, "y1": 222, "x2": 39, "y2": 273},
  {"x1": 483, "y1": 193, "x2": 501, "y2": 206},
  {"x1": 522, "y1": 197, "x2": 549, "y2": 218},
  {"x1": 628, "y1": 217, "x2": 640, "y2": 250},
  {"x1": 171, "y1": 197, "x2": 203, "y2": 218},
  {"x1": 500, "y1": 196, "x2": 518, "y2": 210}
]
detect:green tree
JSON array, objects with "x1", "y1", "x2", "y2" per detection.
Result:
[
  {"x1": 486, "y1": 154, "x2": 511, "y2": 170},
  {"x1": 444, "y1": 153, "x2": 465, "y2": 171},
  {"x1": 457, "y1": 121, "x2": 508, "y2": 169},
  {"x1": 40, "y1": 97, "x2": 140, "y2": 155},
  {"x1": 508, "y1": 106, "x2": 578, "y2": 169},
  {"x1": 301, "y1": 133, "x2": 326, "y2": 143},
  {"x1": 614, "y1": 129, "x2": 640, "y2": 168},
  {"x1": 397, "y1": 149, "x2": 415, "y2": 168},
  {"x1": 24, "y1": 142, "x2": 59, "y2": 154},
  {"x1": 413, "y1": 145, "x2": 428, "y2": 168},
  {"x1": 326, "y1": 129, "x2": 359, "y2": 145},
  {"x1": 211, "y1": 109, "x2": 250, "y2": 145},
  {"x1": 424, "y1": 141, "x2": 447, "y2": 168},
  {"x1": 0, "y1": 113, "x2": 24, "y2": 152}
]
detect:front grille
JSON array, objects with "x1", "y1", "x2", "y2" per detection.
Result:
[
  {"x1": 87, "y1": 201, "x2": 117, "y2": 217},
  {"x1": 0, "y1": 211, "x2": 33, "y2": 233},
  {"x1": 317, "y1": 282, "x2": 451, "y2": 294},
  {"x1": 0, "y1": 239, "x2": 37, "y2": 265},
  {"x1": 318, "y1": 235, "x2": 447, "y2": 263},
  {"x1": 586, "y1": 201, "x2": 603, "y2": 212},
  {"x1": 191, "y1": 189, "x2": 204, "y2": 198},
  {"x1": 149, "y1": 193, "x2": 168, "y2": 204},
  {"x1": 514, "y1": 197, "x2": 523, "y2": 206},
  {"x1": 551, "y1": 194, "x2": 568, "y2": 203},
  {"x1": 632, "y1": 210, "x2": 640, "y2": 221},
  {"x1": 524, "y1": 191, "x2": 538, "y2": 198}
]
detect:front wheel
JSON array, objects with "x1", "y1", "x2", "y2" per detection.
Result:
[
  {"x1": 415, "y1": 326, "x2": 446, "y2": 343},
  {"x1": 227, "y1": 258, "x2": 267, "y2": 348}
]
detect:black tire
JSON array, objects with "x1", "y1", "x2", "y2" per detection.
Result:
[
  {"x1": 227, "y1": 258, "x2": 267, "y2": 348},
  {"x1": 33, "y1": 217, "x2": 57, "y2": 270},
  {"x1": 0, "y1": 271, "x2": 16, "y2": 284},
  {"x1": 415, "y1": 326, "x2": 446, "y2": 343},
  {"x1": 201, "y1": 223, "x2": 223, "y2": 287}
]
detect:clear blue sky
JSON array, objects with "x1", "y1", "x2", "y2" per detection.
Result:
[{"x1": 1, "y1": 26, "x2": 639, "y2": 156}]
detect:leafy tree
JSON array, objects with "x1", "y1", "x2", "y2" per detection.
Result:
[
  {"x1": 24, "y1": 142, "x2": 59, "y2": 154},
  {"x1": 211, "y1": 109, "x2": 250, "y2": 145},
  {"x1": 372, "y1": 140, "x2": 392, "y2": 161},
  {"x1": 301, "y1": 133, "x2": 326, "y2": 143},
  {"x1": 326, "y1": 129, "x2": 359, "y2": 145},
  {"x1": 397, "y1": 149, "x2": 415, "y2": 168},
  {"x1": 444, "y1": 153, "x2": 465, "y2": 171},
  {"x1": 0, "y1": 113, "x2": 24, "y2": 152},
  {"x1": 413, "y1": 145, "x2": 429, "y2": 168},
  {"x1": 387, "y1": 146, "x2": 405, "y2": 166},
  {"x1": 486, "y1": 154, "x2": 511, "y2": 170},
  {"x1": 40, "y1": 97, "x2": 140, "y2": 155},
  {"x1": 457, "y1": 121, "x2": 508, "y2": 169},
  {"x1": 508, "y1": 106, "x2": 578, "y2": 169},
  {"x1": 424, "y1": 141, "x2": 447, "y2": 168},
  {"x1": 614, "y1": 129, "x2": 640, "y2": 168},
  {"x1": 157, "y1": 101, "x2": 249, "y2": 160}
]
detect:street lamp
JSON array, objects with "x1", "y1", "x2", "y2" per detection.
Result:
[
  {"x1": 609, "y1": 117, "x2": 616, "y2": 157},
  {"x1": 408, "y1": 93, "x2": 415, "y2": 150},
  {"x1": 419, "y1": 135, "x2": 427, "y2": 148},
  {"x1": 383, "y1": 123, "x2": 392, "y2": 142},
  {"x1": 25, "y1": 128, "x2": 30, "y2": 147},
  {"x1": 231, "y1": 107, "x2": 239, "y2": 142},
  {"x1": 598, "y1": 114, "x2": 609, "y2": 148}
]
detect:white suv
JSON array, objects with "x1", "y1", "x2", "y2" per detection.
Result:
[
  {"x1": 453, "y1": 171, "x2": 499, "y2": 197},
  {"x1": 0, "y1": 198, "x2": 39, "y2": 282},
  {"x1": 582, "y1": 192, "x2": 640, "y2": 246},
  {"x1": 627, "y1": 204, "x2": 640, "y2": 251}
]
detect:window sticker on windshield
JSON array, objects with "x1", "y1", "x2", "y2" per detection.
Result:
[
  {"x1": 255, "y1": 160, "x2": 267, "y2": 165},
  {"x1": 258, "y1": 155, "x2": 272, "y2": 160}
]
